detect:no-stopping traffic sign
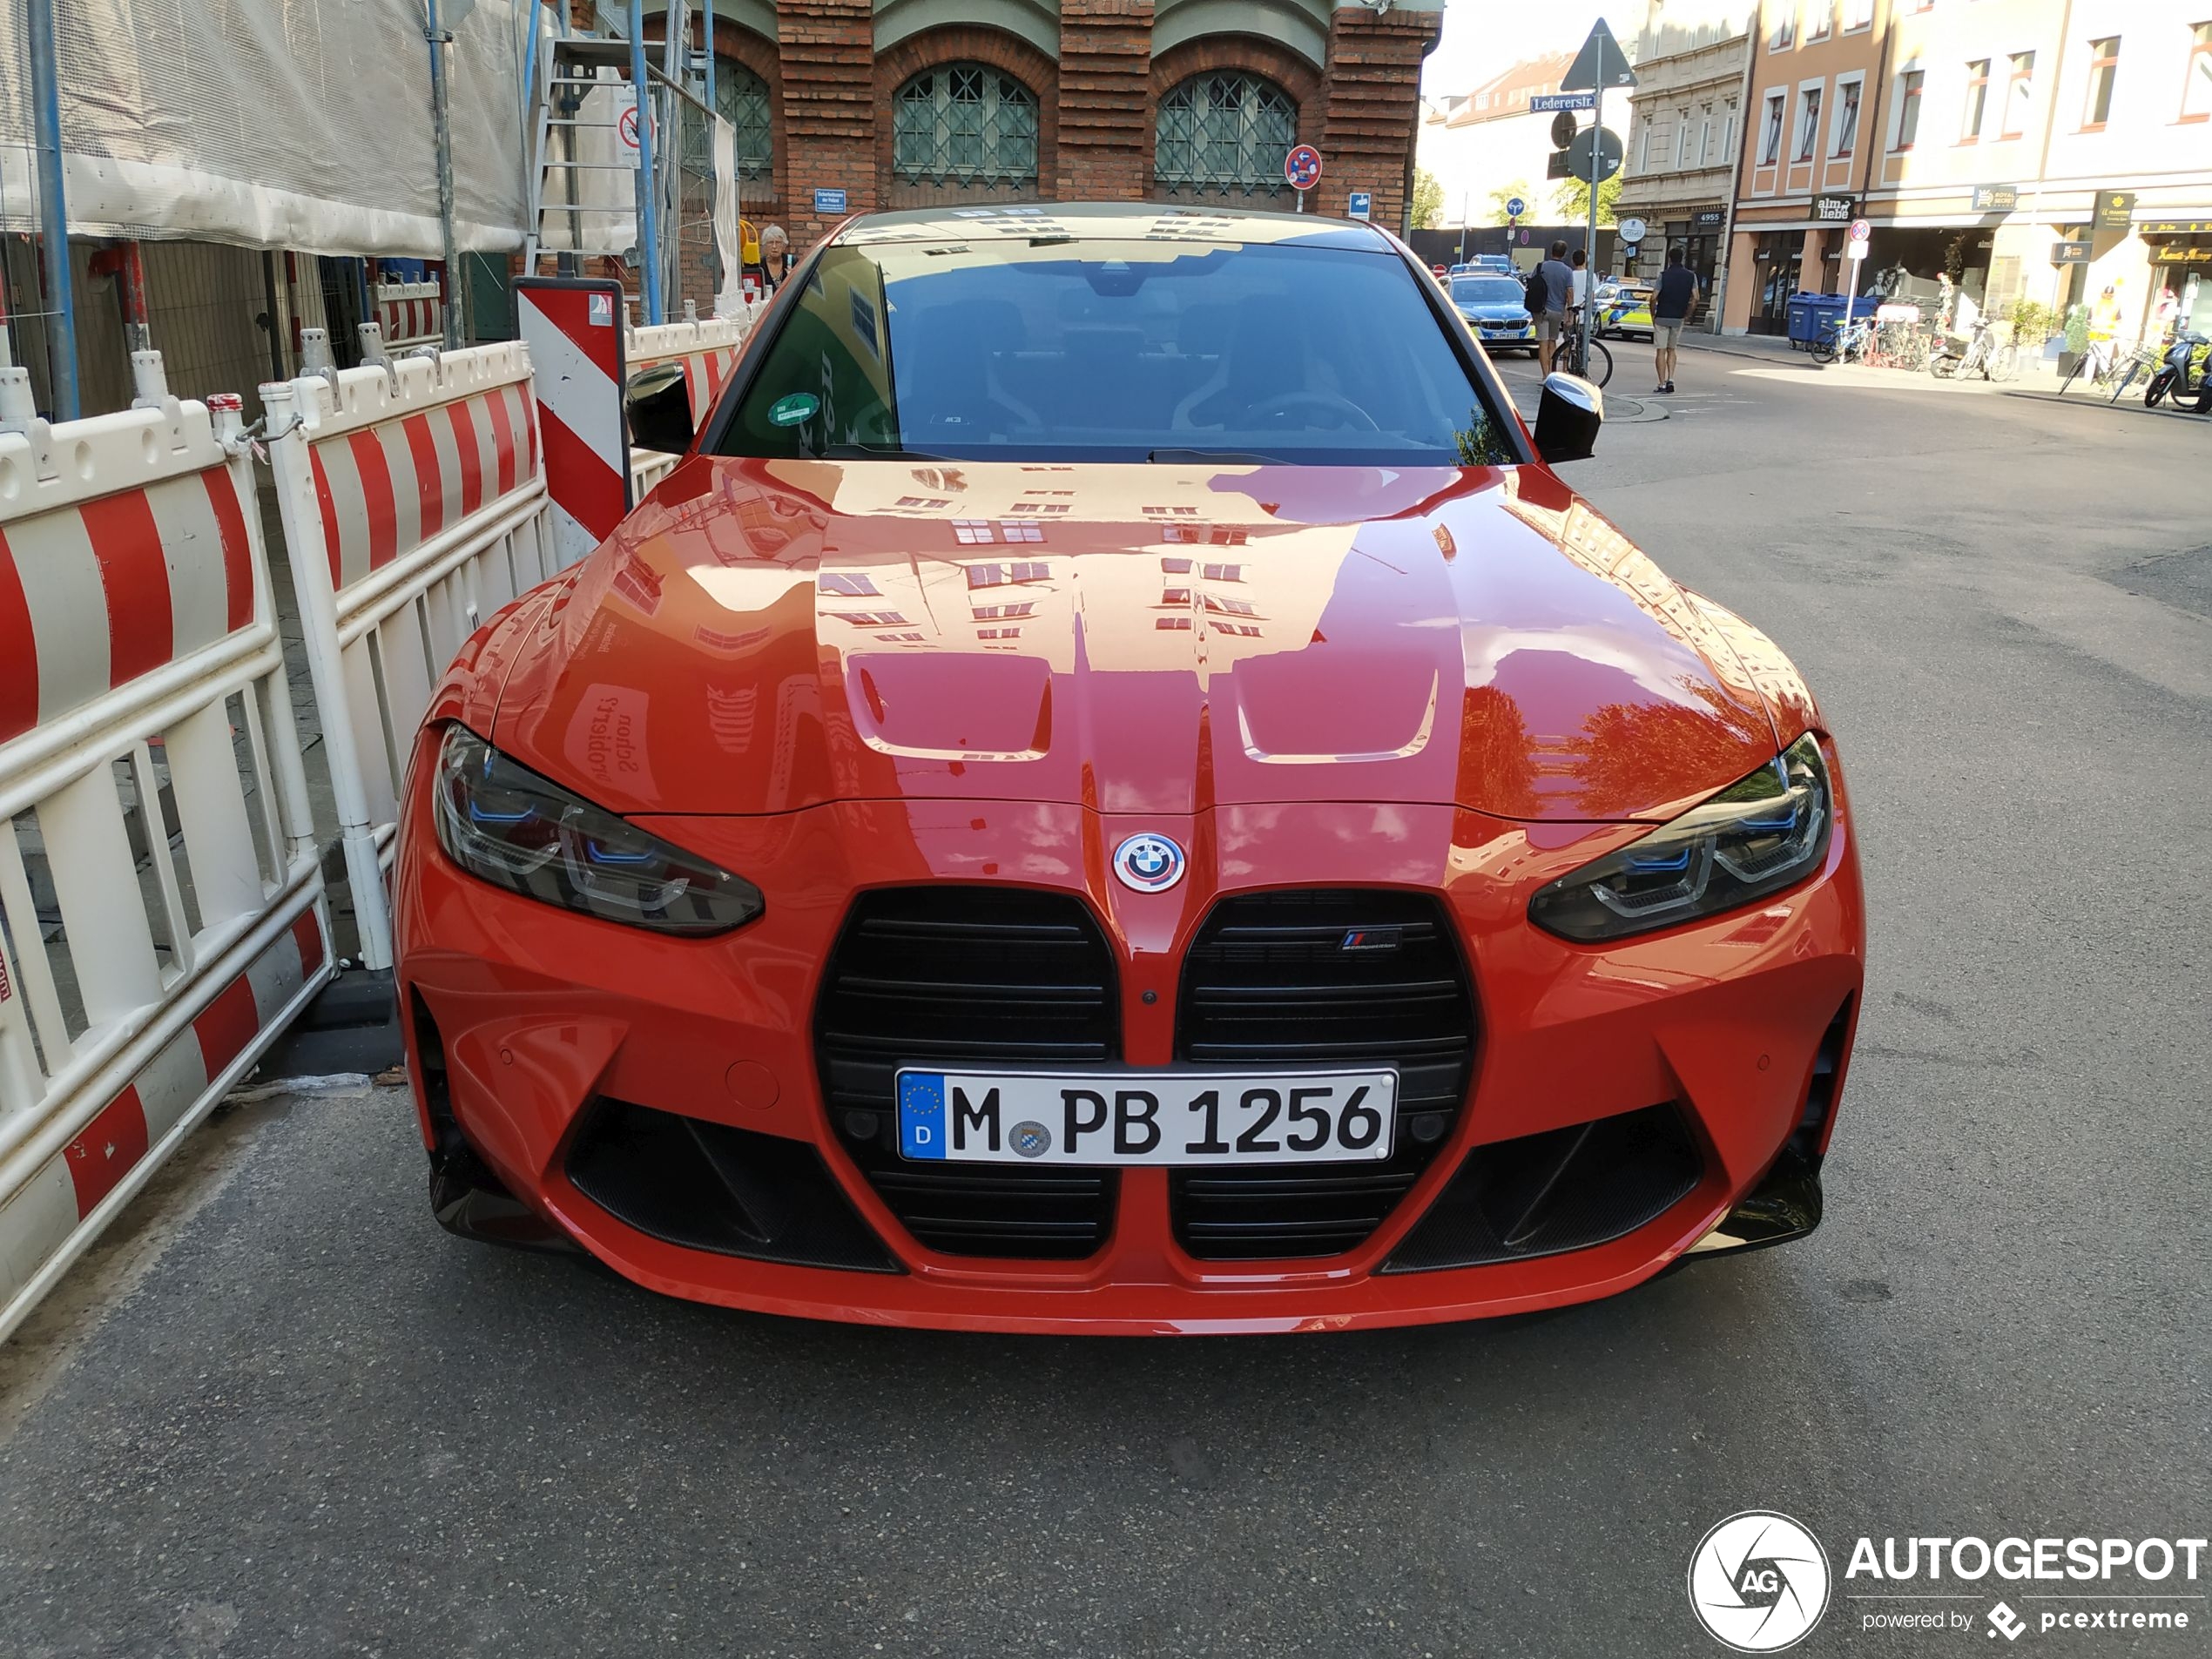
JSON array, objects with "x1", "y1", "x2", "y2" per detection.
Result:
[{"x1": 1285, "y1": 144, "x2": 1323, "y2": 191}]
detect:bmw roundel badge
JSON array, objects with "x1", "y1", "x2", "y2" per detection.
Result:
[{"x1": 1112, "y1": 833, "x2": 1187, "y2": 894}]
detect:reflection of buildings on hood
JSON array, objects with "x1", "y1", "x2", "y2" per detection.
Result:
[{"x1": 794, "y1": 462, "x2": 1354, "y2": 675}]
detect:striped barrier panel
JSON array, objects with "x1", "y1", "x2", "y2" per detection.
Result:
[
  {"x1": 374, "y1": 281, "x2": 443, "y2": 348},
  {"x1": 515, "y1": 278, "x2": 631, "y2": 570},
  {"x1": 624, "y1": 310, "x2": 757, "y2": 495},
  {"x1": 260, "y1": 340, "x2": 556, "y2": 971},
  {"x1": 0, "y1": 370, "x2": 330, "y2": 1342}
]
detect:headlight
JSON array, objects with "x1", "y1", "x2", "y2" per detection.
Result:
[
  {"x1": 1528, "y1": 733, "x2": 1832, "y2": 942},
  {"x1": 431, "y1": 725, "x2": 763, "y2": 935}
]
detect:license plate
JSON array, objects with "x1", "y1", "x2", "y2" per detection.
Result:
[{"x1": 894, "y1": 1069, "x2": 1398, "y2": 1166}]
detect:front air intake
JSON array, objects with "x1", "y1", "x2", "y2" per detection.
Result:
[
  {"x1": 1381, "y1": 1103, "x2": 1703, "y2": 1272},
  {"x1": 813, "y1": 887, "x2": 1121, "y2": 1259},
  {"x1": 1171, "y1": 889, "x2": 1478, "y2": 1259}
]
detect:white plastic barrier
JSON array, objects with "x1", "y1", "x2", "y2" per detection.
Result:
[
  {"x1": 260, "y1": 337, "x2": 560, "y2": 971},
  {"x1": 0, "y1": 368, "x2": 330, "y2": 1342},
  {"x1": 625, "y1": 309, "x2": 756, "y2": 495},
  {"x1": 375, "y1": 280, "x2": 443, "y2": 348}
]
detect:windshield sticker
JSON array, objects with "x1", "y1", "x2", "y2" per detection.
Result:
[{"x1": 768, "y1": 392, "x2": 819, "y2": 427}]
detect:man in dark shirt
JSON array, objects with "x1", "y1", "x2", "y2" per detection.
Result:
[
  {"x1": 1650, "y1": 246, "x2": 1700, "y2": 394},
  {"x1": 1535, "y1": 240, "x2": 1576, "y2": 374}
]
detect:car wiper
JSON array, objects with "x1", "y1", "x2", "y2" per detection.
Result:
[
  {"x1": 1148, "y1": 448, "x2": 1291, "y2": 464},
  {"x1": 818, "y1": 442, "x2": 954, "y2": 460}
]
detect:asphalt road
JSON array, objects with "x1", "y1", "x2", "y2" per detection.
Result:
[{"x1": 4, "y1": 354, "x2": 2208, "y2": 1658}]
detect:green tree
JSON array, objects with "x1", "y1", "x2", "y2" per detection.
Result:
[
  {"x1": 1410, "y1": 168, "x2": 1445, "y2": 231},
  {"x1": 1552, "y1": 172, "x2": 1624, "y2": 226},
  {"x1": 1485, "y1": 179, "x2": 1537, "y2": 226}
]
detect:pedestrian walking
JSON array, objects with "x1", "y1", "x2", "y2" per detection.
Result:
[
  {"x1": 1534, "y1": 239, "x2": 1575, "y2": 374},
  {"x1": 1650, "y1": 246, "x2": 1699, "y2": 395}
]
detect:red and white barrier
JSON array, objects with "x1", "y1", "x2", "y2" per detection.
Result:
[
  {"x1": 374, "y1": 280, "x2": 443, "y2": 349},
  {"x1": 0, "y1": 368, "x2": 329, "y2": 1341},
  {"x1": 514, "y1": 278, "x2": 632, "y2": 569},
  {"x1": 0, "y1": 914, "x2": 324, "y2": 1334},
  {"x1": 260, "y1": 335, "x2": 558, "y2": 970}
]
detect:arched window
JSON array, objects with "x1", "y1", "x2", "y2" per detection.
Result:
[
  {"x1": 1155, "y1": 71, "x2": 1298, "y2": 202},
  {"x1": 687, "y1": 56, "x2": 772, "y2": 182},
  {"x1": 892, "y1": 63, "x2": 1039, "y2": 201}
]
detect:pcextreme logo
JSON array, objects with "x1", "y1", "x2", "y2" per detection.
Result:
[{"x1": 1689, "y1": 1511, "x2": 1833, "y2": 1652}]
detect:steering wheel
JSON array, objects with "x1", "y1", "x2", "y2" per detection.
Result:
[{"x1": 1244, "y1": 390, "x2": 1383, "y2": 433}]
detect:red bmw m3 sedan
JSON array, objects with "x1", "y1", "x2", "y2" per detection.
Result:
[{"x1": 393, "y1": 203, "x2": 1864, "y2": 1334}]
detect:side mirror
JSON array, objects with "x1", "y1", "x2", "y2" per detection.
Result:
[
  {"x1": 625, "y1": 363, "x2": 695, "y2": 455},
  {"x1": 1533, "y1": 373, "x2": 1603, "y2": 464}
]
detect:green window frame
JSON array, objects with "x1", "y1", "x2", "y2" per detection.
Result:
[
  {"x1": 1154, "y1": 71, "x2": 1298, "y2": 199},
  {"x1": 893, "y1": 64, "x2": 1041, "y2": 185}
]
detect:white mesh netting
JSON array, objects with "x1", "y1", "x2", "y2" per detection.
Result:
[{"x1": 0, "y1": 0, "x2": 536, "y2": 254}]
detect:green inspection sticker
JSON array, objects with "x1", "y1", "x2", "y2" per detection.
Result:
[{"x1": 768, "y1": 392, "x2": 819, "y2": 427}]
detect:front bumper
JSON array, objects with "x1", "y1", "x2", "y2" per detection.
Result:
[{"x1": 394, "y1": 741, "x2": 1865, "y2": 1336}]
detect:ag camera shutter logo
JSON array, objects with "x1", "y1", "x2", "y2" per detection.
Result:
[{"x1": 1689, "y1": 1511, "x2": 1832, "y2": 1651}]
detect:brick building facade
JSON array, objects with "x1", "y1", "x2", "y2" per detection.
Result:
[{"x1": 641, "y1": 0, "x2": 1443, "y2": 243}]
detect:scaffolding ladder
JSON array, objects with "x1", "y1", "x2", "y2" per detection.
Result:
[{"x1": 523, "y1": 13, "x2": 726, "y2": 327}]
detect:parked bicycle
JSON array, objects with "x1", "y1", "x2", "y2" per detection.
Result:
[
  {"x1": 1929, "y1": 318, "x2": 2018, "y2": 383},
  {"x1": 2103, "y1": 340, "x2": 2165, "y2": 403},
  {"x1": 1872, "y1": 320, "x2": 1932, "y2": 371},
  {"x1": 1810, "y1": 314, "x2": 1875, "y2": 366},
  {"x1": 2061, "y1": 338, "x2": 2177, "y2": 403},
  {"x1": 1557, "y1": 316, "x2": 1614, "y2": 388}
]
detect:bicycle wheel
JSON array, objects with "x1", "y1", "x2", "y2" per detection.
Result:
[
  {"x1": 1810, "y1": 337, "x2": 1838, "y2": 365},
  {"x1": 2110, "y1": 362, "x2": 2141, "y2": 404},
  {"x1": 1930, "y1": 351, "x2": 1960, "y2": 379},
  {"x1": 1986, "y1": 345, "x2": 2020, "y2": 383},
  {"x1": 2058, "y1": 355, "x2": 2087, "y2": 395},
  {"x1": 1586, "y1": 338, "x2": 1613, "y2": 388}
]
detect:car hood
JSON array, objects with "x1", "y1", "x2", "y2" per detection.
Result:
[
  {"x1": 1458, "y1": 304, "x2": 1530, "y2": 320},
  {"x1": 491, "y1": 457, "x2": 1787, "y2": 822}
]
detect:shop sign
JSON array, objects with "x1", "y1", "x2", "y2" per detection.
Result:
[
  {"x1": 1972, "y1": 184, "x2": 2019, "y2": 212},
  {"x1": 2139, "y1": 219, "x2": 2212, "y2": 235},
  {"x1": 2051, "y1": 240, "x2": 2092, "y2": 264},
  {"x1": 2151, "y1": 244, "x2": 2212, "y2": 266},
  {"x1": 1813, "y1": 195, "x2": 1857, "y2": 222},
  {"x1": 2090, "y1": 190, "x2": 2135, "y2": 233},
  {"x1": 1691, "y1": 208, "x2": 1727, "y2": 228}
]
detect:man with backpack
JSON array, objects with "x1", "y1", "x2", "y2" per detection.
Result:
[
  {"x1": 1529, "y1": 240, "x2": 1576, "y2": 374},
  {"x1": 1649, "y1": 246, "x2": 1700, "y2": 395}
]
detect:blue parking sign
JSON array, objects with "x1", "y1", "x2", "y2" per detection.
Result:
[{"x1": 1348, "y1": 191, "x2": 1372, "y2": 220}]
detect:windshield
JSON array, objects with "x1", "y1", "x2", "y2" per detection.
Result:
[
  {"x1": 1451, "y1": 277, "x2": 1526, "y2": 307},
  {"x1": 713, "y1": 236, "x2": 1514, "y2": 466}
]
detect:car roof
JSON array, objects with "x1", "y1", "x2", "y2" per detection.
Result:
[{"x1": 831, "y1": 200, "x2": 1396, "y2": 253}]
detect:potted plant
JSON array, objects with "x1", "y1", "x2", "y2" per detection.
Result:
[
  {"x1": 2059, "y1": 304, "x2": 2090, "y2": 377},
  {"x1": 2005, "y1": 299, "x2": 2054, "y2": 354}
]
